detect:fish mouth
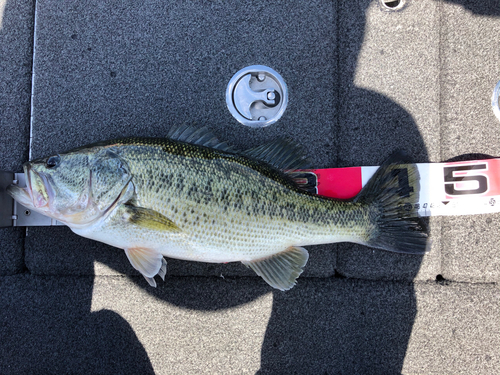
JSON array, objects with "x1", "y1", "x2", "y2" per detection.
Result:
[
  {"x1": 24, "y1": 163, "x2": 55, "y2": 209},
  {"x1": 6, "y1": 184, "x2": 33, "y2": 209},
  {"x1": 6, "y1": 164, "x2": 40, "y2": 211}
]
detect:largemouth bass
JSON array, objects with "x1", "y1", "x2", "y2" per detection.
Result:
[{"x1": 8, "y1": 126, "x2": 428, "y2": 290}]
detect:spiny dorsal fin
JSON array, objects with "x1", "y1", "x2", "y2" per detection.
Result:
[
  {"x1": 242, "y1": 246, "x2": 309, "y2": 291},
  {"x1": 243, "y1": 138, "x2": 311, "y2": 171},
  {"x1": 167, "y1": 125, "x2": 233, "y2": 152}
]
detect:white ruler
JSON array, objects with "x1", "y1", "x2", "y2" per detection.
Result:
[{"x1": 305, "y1": 158, "x2": 500, "y2": 217}]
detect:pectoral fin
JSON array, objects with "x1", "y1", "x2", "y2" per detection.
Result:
[
  {"x1": 124, "y1": 247, "x2": 167, "y2": 287},
  {"x1": 122, "y1": 204, "x2": 180, "y2": 232},
  {"x1": 242, "y1": 246, "x2": 309, "y2": 291}
]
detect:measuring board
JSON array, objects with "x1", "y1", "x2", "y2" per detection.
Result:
[{"x1": 1, "y1": 158, "x2": 499, "y2": 227}]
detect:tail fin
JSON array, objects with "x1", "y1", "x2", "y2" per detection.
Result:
[{"x1": 353, "y1": 151, "x2": 428, "y2": 254}]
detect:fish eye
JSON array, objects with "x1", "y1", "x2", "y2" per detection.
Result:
[{"x1": 46, "y1": 155, "x2": 61, "y2": 169}]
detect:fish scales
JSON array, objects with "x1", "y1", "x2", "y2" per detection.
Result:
[
  {"x1": 7, "y1": 127, "x2": 428, "y2": 290},
  {"x1": 109, "y1": 139, "x2": 372, "y2": 261}
]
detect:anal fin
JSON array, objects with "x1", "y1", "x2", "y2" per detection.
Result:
[
  {"x1": 124, "y1": 247, "x2": 167, "y2": 287},
  {"x1": 242, "y1": 246, "x2": 309, "y2": 291}
]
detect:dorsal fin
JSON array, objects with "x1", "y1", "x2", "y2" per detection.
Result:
[
  {"x1": 286, "y1": 171, "x2": 318, "y2": 194},
  {"x1": 167, "y1": 125, "x2": 233, "y2": 152},
  {"x1": 243, "y1": 138, "x2": 311, "y2": 171}
]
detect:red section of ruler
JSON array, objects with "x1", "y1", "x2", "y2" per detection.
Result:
[{"x1": 309, "y1": 167, "x2": 363, "y2": 199}]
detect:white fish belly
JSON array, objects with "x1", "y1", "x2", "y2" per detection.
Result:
[{"x1": 71, "y1": 206, "x2": 356, "y2": 264}]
